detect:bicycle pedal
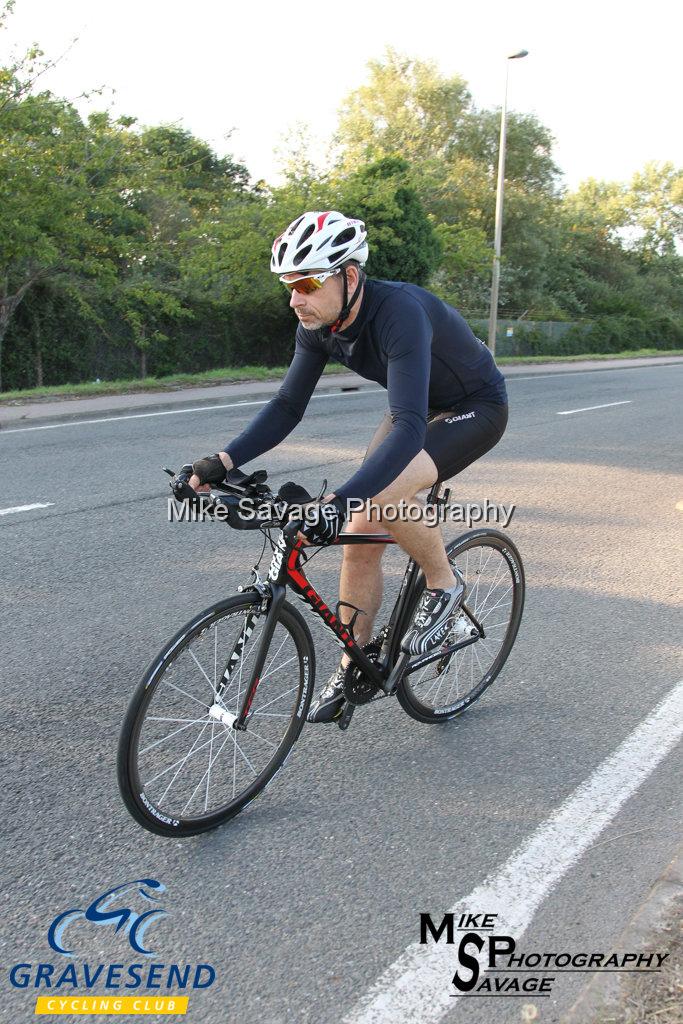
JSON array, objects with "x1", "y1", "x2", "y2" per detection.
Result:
[{"x1": 337, "y1": 702, "x2": 355, "y2": 731}]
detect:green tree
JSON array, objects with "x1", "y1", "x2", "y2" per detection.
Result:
[
  {"x1": 626, "y1": 161, "x2": 683, "y2": 258},
  {"x1": 336, "y1": 48, "x2": 471, "y2": 169},
  {"x1": 335, "y1": 157, "x2": 441, "y2": 284}
]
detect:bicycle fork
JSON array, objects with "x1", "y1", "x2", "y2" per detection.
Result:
[{"x1": 209, "y1": 585, "x2": 287, "y2": 732}]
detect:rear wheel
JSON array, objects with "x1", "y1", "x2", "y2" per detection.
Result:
[
  {"x1": 396, "y1": 530, "x2": 524, "y2": 723},
  {"x1": 118, "y1": 593, "x2": 315, "y2": 836}
]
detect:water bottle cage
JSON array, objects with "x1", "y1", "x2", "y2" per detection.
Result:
[{"x1": 334, "y1": 600, "x2": 366, "y2": 640}]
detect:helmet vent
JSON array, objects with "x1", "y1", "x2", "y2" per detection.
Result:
[
  {"x1": 297, "y1": 223, "x2": 315, "y2": 247},
  {"x1": 293, "y1": 244, "x2": 313, "y2": 266},
  {"x1": 278, "y1": 242, "x2": 288, "y2": 263},
  {"x1": 288, "y1": 215, "x2": 305, "y2": 235},
  {"x1": 332, "y1": 227, "x2": 355, "y2": 247}
]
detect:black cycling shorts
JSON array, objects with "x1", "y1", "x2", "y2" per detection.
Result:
[{"x1": 366, "y1": 400, "x2": 508, "y2": 484}]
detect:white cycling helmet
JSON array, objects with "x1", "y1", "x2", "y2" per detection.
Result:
[{"x1": 271, "y1": 211, "x2": 369, "y2": 275}]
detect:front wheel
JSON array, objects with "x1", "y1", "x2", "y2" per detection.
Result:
[
  {"x1": 118, "y1": 593, "x2": 315, "y2": 836},
  {"x1": 396, "y1": 529, "x2": 524, "y2": 723}
]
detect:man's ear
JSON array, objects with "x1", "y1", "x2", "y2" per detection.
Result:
[{"x1": 344, "y1": 264, "x2": 359, "y2": 289}]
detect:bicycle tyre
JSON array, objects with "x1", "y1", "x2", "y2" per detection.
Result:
[
  {"x1": 396, "y1": 529, "x2": 524, "y2": 724},
  {"x1": 118, "y1": 592, "x2": 315, "y2": 836}
]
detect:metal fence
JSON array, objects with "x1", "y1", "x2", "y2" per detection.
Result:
[{"x1": 468, "y1": 319, "x2": 594, "y2": 356}]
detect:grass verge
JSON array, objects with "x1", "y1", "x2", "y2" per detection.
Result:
[
  {"x1": 592, "y1": 898, "x2": 682, "y2": 1024},
  {"x1": 1, "y1": 349, "x2": 681, "y2": 404}
]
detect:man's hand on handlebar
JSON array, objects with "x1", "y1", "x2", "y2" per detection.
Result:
[
  {"x1": 188, "y1": 452, "x2": 233, "y2": 492},
  {"x1": 298, "y1": 494, "x2": 346, "y2": 547}
]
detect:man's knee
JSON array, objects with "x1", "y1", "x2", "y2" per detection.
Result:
[{"x1": 373, "y1": 450, "x2": 438, "y2": 507}]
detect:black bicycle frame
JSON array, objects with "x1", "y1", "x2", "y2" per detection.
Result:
[{"x1": 232, "y1": 482, "x2": 478, "y2": 726}]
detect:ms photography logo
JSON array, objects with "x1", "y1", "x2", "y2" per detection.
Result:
[
  {"x1": 420, "y1": 912, "x2": 670, "y2": 999},
  {"x1": 6, "y1": 878, "x2": 217, "y2": 1016}
]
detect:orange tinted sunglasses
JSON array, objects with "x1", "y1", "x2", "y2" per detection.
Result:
[{"x1": 280, "y1": 269, "x2": 341, "y2": 294}]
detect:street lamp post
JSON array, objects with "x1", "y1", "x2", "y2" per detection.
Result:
[{"x1": 487, "y1": 49, "x2": 528, "y2": 356}]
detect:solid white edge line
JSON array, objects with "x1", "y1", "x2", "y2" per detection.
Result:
[
  {"x1": 0, "y1": 502, "x2": 55, "y2": 516},
  {"x1": 557, "y1": 400, "x2": 632, "y2": 416},
  {"x1": 342, "y1": 678, "x2": 683, "y2": 1024},
  {"x1": 2, "y1": 361, "x2": 680, "y2": 436},
  {"x1": 0, "y1": 389, "x2": 385, "y2": 434}
]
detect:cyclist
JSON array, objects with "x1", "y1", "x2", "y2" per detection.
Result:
[{"x1": 189, "y1": 211, "x2": 508, "y2": 723}]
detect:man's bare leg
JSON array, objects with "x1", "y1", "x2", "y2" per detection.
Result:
[
  {"x1": 309, "y1": 450, "x2": 457, "y2": 721},
  {"x1": 368, "y1": 449, "x2": 456, "y2": 588},
  {"x1": 337, "y1": 513, "x2": 386, "y2": 667},
  {"x1": 336, "y1": 449, "x2": 456, "y2": 666}
]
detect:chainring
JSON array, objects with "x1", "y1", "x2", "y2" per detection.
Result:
[{"x1": 342, "y1": 637, "x2": 385, "y2": 705}]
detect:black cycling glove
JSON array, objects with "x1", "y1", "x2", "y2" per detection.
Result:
[
  {"x1": 300, "y1": 497, "x2": 347, "y2": 546},
  {"x1": 191, "y1": 453, "x2": 227, "y2": 486}
]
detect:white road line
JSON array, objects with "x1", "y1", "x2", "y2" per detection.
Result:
[
  {"x1": 0, "y1": 502, "x2": 55, "y2": 516},
  {"x1": 557, "y1": 400, "x2": 632, "y2": 415},
  {"x1": 2, "y1": 361, "x2": 679, "y2": 436},
  {"x1": 342, "y1": 678, "x2": 683, "y2": 1024},
  {"x1": 0, "y1": 389, "x2": 385, "y2": 435}
]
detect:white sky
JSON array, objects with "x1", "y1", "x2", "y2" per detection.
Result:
[{"x1": 4, "y1": 0, "x2": 682, "y2": 190}]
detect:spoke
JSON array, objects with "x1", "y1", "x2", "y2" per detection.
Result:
[
  {"x1": 182, "y1": 728, "x2": 233, "y2": 816},
  {"x1": 229, "y1": 731, "x2": 259, "y2": 777},
  {"x1": 475, "y1": 559, "x2": 507, "y2": 616},
  {"x1": 413, "y1": 661, "x2": 431, "y2": 688},
  {"x1": 478, "y1": 588, "x2": 513, "y2": 622},
  {"x1": 261, "y1": 634, "x2": 289, "y2": 683},
  {"x1": 232, "y1": 721, "x2": 238, "y2": 798},
  {"x1": 155, "y1": 722, "x2": 211, "y2": 801},
  {"x1": 147, "y1": 716, "x2": 206, "y2": 724},
  {"x1": 214, "y1": 624, "x2": 218, "y2": 690},
  {"x1": 203, "y1": 722, "x2": 216, "y2": 812},
  {"x1": 476, "y1": 636, "x2": 500, "y2": 659},
  {"x1": 250, "y1": 685, "x2": 298, "y2": 714},
  {"x1": 162, "y1": 679, "x2": 208, "y2": 710},
  {"x1": 144, "y1": 729, "x2": 215, "y2": 785},
  {"x1": 241, "y1": 727, "x2": 278, "y2": 750},
  {"x1": 259, "y1": 652, "x2": 299, "y2": 684},
  {"x1": 189, "y1": 649, "x2": 219, "y2": 699},
  {"x1": 249, "y1": 711, "x2": 292, "y2": 719},
  {"x1": 454, "y1": 643, "x2": 461, "y2": 698},
  {"x1": 472, "y1": 642, "x2": 486, "y2": 678},
  {"x1": 469, "y1": 546, "x2": 495, "y2": 612},
  {"x1": 419, "y1": 673, "x2": 443, "y2": 700},
  {"x1": 139, "y1": 717, "x2": 206, "y2": 755}
]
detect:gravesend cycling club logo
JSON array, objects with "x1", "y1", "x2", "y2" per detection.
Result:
[
  {"x1": 6, "y1": 878, "x2": 217, "y2": 1016},
  {"x1": 48, "y1": 878, "x2": 167, "y2": 957},
  {"x1": 420, "y1": 911, "x2": 670, "y2": 999}
]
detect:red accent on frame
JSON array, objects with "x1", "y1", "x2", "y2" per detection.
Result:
[
  {"x1": 243, "y1": 677, "x2": 259, "y2": 716},
  {"x1": 286, "y1": 542, "x2": 355, "y2": 647}
]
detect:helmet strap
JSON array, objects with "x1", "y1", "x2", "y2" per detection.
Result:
[{"x1": 330, "y1": 267, "x2": 365, "y2": 334}]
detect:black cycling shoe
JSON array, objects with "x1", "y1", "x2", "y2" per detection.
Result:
[
  {"x1": 401, "y1": 569, "x2": 466, "y2": 656},
  {"x1": 307, "y1": 664, "x2": 347, "y2": 724}
]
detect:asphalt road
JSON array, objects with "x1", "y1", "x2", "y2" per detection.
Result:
[{"x1": 1, "y1": 363, "x2": 682, "y2": 1024}]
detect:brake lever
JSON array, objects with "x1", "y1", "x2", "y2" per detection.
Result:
[{"x1": 164, "y1": 464, "x2": 204, "y2": 505}]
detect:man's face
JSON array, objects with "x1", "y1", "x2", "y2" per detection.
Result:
[{"x1": 283, "y1": 269, "x2": 347, "y2": 331}]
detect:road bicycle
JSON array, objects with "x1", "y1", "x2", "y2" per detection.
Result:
[{"x1": 117, "y1": 467, "x2": 525, "y2": 836}]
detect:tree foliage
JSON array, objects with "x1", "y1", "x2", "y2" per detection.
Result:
[{"x1": 1, "y1": 19, "x2": 680, "y2": 390}]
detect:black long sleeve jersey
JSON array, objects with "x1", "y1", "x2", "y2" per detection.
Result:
[{"x1": 225, "y1": 279, "x2": 507, "y2": 501}]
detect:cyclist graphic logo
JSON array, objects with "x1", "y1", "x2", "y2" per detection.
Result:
[{"x1": 47, "y1": 878, "x2": 167, "y2": 958}]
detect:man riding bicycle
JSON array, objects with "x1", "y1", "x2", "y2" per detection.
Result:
[{"x1": 188, "y1": 211, "x2": 508, "y2": 724}]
